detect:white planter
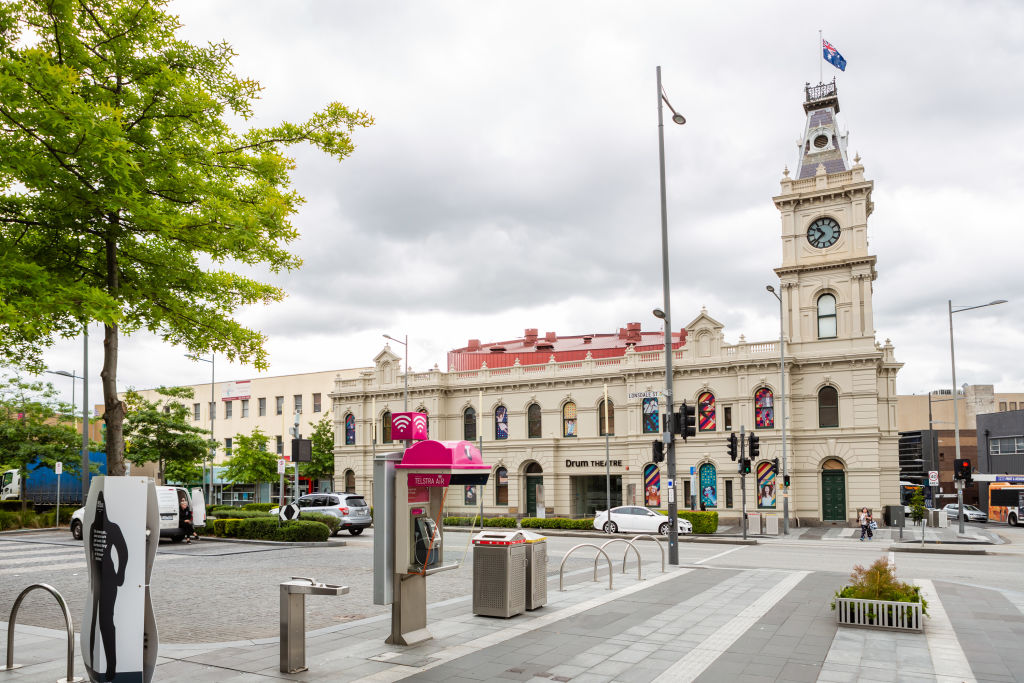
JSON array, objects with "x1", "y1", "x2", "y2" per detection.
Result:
[{"x1": 835, "y1": 597, "x2": 923, "y2": 632}]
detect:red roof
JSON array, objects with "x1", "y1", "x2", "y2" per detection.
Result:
[{"x1": 447, "y1": 324, "x2": 687, "y2": 371}]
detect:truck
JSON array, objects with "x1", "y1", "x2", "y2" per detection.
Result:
[{"x1": 0, "y1": 452, "x2": 107, "y2": 506}]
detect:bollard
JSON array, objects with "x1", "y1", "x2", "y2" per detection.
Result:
[{"x1": 280, "y1": 577, "x2": 349, "y2": 674}]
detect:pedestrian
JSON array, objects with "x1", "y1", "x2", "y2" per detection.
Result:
[
  {"x1": 858, "y1": 506, "x2": 873, "y2": 541},
  {"x1": 179, "y1": 497, "x2": 197, "y2": 544}
]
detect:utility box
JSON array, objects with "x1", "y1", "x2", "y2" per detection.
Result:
[
  {"x1": 764, "y1": 515, "x2": 781, "y2": 535},
  {"x1": 472, "y1": 531, "x2": 526, "y2": 618},
  {"x1": 884, "y1": 505, "x2": 905, "y2": 527},
  {"x1": 522, "y1": 530, "x2": 548, "y2": 610}
]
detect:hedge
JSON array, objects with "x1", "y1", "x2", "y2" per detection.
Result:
[
  {"x1": 0, "y1": 501, "x2": 34, "y2": 512},
  {"x1": 301, "y1": 512, "x2": 340, "y2": 535},
  {"x1": 209, "y1": 508, "x2": 272, "y2": 520},
  {"x1": 274, "y1": 520, "x2": 330, "y2": 543},
  {"x1": 210, "y1": 516, "x2": 329, "y2": 542},
  {"x1": 243, "y1": 503, "x2": 276, "y2": 512},
  {"x1": 520, "y1": 517, "x2": 594, "y2": 530},
  {"x1": 39, "y1": 508, "x2": 75, "y2": 526},
  {"x1": 656, "y1": 510, "x2": 719, "y2": 534},
  {"x1": 0, "y1": 510, "x2": 18, "y2": 530},
  {"x1": 443, "y1": 516, "x2": 517, "y2": 528}
]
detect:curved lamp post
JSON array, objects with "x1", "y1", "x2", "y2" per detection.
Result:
[
  {"x1": 186, "y1": 353, "x2": 215, "y2": 501},
  {"x1": 765, "y1": 286, "x2": 788, "y2": 534}
]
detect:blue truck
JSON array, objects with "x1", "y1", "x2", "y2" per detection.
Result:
[{"x1": 0, "y1": 452, "x2": 107, "y2": 506}]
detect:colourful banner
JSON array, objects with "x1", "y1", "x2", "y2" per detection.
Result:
[
  {"x1": 699, "y1": 463, "x2": 717, "y2": 508},
  {"x1": 642, "y1": 397, "x2": 659, "y2": 434},
  {"x1": 757, "y1": 461, "x2": 776, "y2": 508},
  {"x1": 644, "y1": 464, "x2": 660, "y2": 507}
]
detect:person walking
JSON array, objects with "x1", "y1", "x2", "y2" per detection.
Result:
[
  {"x1": 179, "y1": 497, "x2": 197, "y2": 544},
  {"x1": 858, "y1": 507, "x2": 873, "y2": 541}
]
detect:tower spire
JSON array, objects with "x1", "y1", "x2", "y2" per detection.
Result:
[{"x1": 796, "y1": 80, "x2": 849, "y2": 179}]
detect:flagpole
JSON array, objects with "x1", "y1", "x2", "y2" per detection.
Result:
[{"x1": 819, "y1": 30, "x2": 823, "y2": 84}]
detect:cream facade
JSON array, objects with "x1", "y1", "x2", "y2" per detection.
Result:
[{"x1": 331, "y1": 81, "x2": 903, "y2": 525}]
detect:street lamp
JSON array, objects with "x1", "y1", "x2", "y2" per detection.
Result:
[
  {"x1": 949, "y1": 298, "x2": 1007, "y2": 533},
  {"x1": 655, "y1": 64, "x2": 686, "y2": 566},
  {"x1": 766, "y1": 286, "x2": 789, "y2": 534},
  {"x1": 382, "y1": 334, "x2": 409, "y2": 412},
  {"x1": 186, "y1": 353, "x2": 215, "y2": 502},
  {"x1": 47, "y1": 369, "x2": 86, "y2": 506}
]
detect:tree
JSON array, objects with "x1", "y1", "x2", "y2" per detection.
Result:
[
  {"x1": 0, "y1": 1, "x2": 372, "y2": 475},
  {"x1": 122, "y1": 386, "x2": 208, "y2": 485},
  {"x1": 910, "y1": 489, "x2": 926, "y2": 525},
  {"x1": 222, "y1": 428, "x2": 275, "y2": 504},
  {"x1": 300, "y1": 414, "x2": 335, "y2": 485}
]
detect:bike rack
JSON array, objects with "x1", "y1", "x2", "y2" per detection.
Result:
[
  {"x1": 593, "y1": 539, "x2": 643, "y2": 581},
  {"x1": 3, "y1": 583, "x2": 84, "y2": 683},
  {"x1": 629, "y1": 534, "x2": 666, "y2": 573},
  {"x1": 559, "y1": 543, "x2": 613, "y2": 592}
]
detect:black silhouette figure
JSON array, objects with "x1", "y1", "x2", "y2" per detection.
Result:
[{"x1": 88, "y1": 490, "x2": 128, "y2": 682}]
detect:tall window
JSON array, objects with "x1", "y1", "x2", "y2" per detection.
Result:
[
  {"x1": 463, "y1": 407, "x2": 476, "y2": 441},
  {"x1": 754, "y1": 388, "x2": 774, "y2": 429},
  {"x1": 495, "y1": 406, "x2": 509, "y2": 440},
  {"x1": 698, "y1": 392, "x2": 716, "y2": 432},
  {"x1": 382, "y1": 411, "x2": 393, "y2": 443},
  {"x1": 241, "y1": 399, "x2": 249, "y2": 418},
  {"x1": 818, "y1": 386, "x2": 839, "y2": 428},
  {"x1": 276, "y1": 435, "x2": 283, "y2": 455},
  {"x1": 562, "y1": 402, "x2": 577, "y2": 437},
  {"x1": 193, "y1": 403, "x2": 200, "y2": 421},
  {"x1": 345, "y1": 414, "x2": 355, "y2": 445},
  {"x1": 528, "y1": 403, "x2": 542, "y2": 438},
  {"x1": 294, "y1": 394, "x2": 302, "y2": 414},
  {"x1": 642, "y1": 397, "x2": 659, "y2": 434},
  {"x1": 275, "y1": 396, "x2": 284, "y2": 415},
  {"x1": 224, "y1": 437, "x2": 232, "y2": 456},
  {"x1": 313, "y1": 393, "x2": 322, "y2": 412},
  {"x1": 495, "y1": 467, "x2": 508, "y2": 505},
  {"x1": 344, "y1": 470, "x2": 355, "y2": 493},
  {"x1": 259, "y1": 397, "x2": 267, "y2": 417},
  {"x1": 224, "y1": 401, "x2": 233, "y2": 419},
  {"x1": 598, "y1": 399, "x2": 615, "y2": 436},
  {"x1": 817, "y1": 293, "x2": 837, "y2": 339}
]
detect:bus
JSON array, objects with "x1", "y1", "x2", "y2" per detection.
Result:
[
  {"x1": 988, "y1": 483, "x2": 1024, "y2": 526},
  {"x1": 899, "y1": 481, "x2": 931, "y2": 513}
]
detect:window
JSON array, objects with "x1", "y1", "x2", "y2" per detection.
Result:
[
  {"x1": 225, "y1": 437, "x2": 232, "y2": 456},
  {"x1": 698, "y1": 392, "x2": 716, "y2": 432},
  {"x1": 259, "y1": 397, "x2": 266, "y2": 417},
  {"x1": 495, "y1": 406, "x2": 509, "y2": 440},
  {"x1": 642, "y1": 398, "x2": 659, "y2": 434},
  {"x1": 754, "y1": 388, "x2": 774, "y2": 429},
  {"x1": 382, "y1": 411, "x2": 392, "y2": 444},
  {"x1": 275, "y1": 396, "x2": 284, "y2": 415},
  {"x1": 1000, "y1": 402, "x2": 1008, "y2": 411},
  {"x1": 163, "y1": 405, "x2": 170, "y2": 415},
  {"x1": 562, "y1": 402, "x2": 577, "y2": 437},
  {"x1": 345, "y1": 414, "x2": 355, "y2": 445},
  {"x1": 817, "y1": 294, "x2": 837, "y2": 339},
  {"x1": 725, "y1": 480, "x2": 734, "y2": 508},
  {"x1": 818, "y1": 386, "x2": 839, "y2": 428},
  {"x1": 276, "y1": 435, "x2": 283, "y2": 455},
  {"x1": 724, "y1": 406, "x2": 733, "y2": 431},
  {"x1": 344, "y1": 470, "x2": 355, "y2": 493},
  {"x1": 294, "y1": 394, "x2": 302, "y2": 414},
  {"x1": 598, "y1": 399, "x2": 615, "y2": 436},
  {"x1": 463, "y1": 407, "x2": 476, "y2": 441},
  {"x1": 224, "y1": 401, "x2": 233, "y2": 419},
  {"x1": 193, "y1": 403, "x2": 200, "y2": 421},
  {"x1": 528, "y1": 403, "x2": 542, "y2": 438},
  {"x1": 495, "y1": 467, "x2": 508, "y2": 505},
  {"x1": 990, "y1": 436, "x2": 1024, "y2": 455},
  {"x1": 241, "y1": 399, "x2": 249, "y2": 418},
  {"x1": 1011, "y1": 402, "x2": 1018, "y2": 411},
  {"x1": 313, "y1": 393, "x2": 322, "y2": 412}
]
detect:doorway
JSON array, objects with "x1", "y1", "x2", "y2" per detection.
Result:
[{"x1": 821, "y1": 461, "x2": 846, "y2": 521}]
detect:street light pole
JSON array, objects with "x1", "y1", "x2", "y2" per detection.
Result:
[
  {"x1": 383, "y1": 334, "x2": 409, "y2": 412},
  {"x1": 47, "y1": 367, "x2": 85, "y2": 505},
  {"x1": 187, "y1": 354, "x2": 215, "y2": 501},
  {"x1": 949, "y1": 298, "x2": 1007, "y2": 533},
  {"x1": 655, "y1": 65, "x2": 686, "y2": 566},
  {"x1": 766, "y1": 285, "x2": 788, "y2": 534}
]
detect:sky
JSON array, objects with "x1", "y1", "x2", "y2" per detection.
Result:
[{"x1": 35, "y1": 0, "x2": 1024, "y2": 413}]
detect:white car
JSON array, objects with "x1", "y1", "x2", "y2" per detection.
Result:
[
  {"x1": 69, "y1": 485, "x2": 206, "y2": 542},
  {"x1": 593, "y1": 506, "x2": 693, "y2": 535},
  {"x1": 269, "y1": 492, "x2": 372, "y2": 535},
  {"x1": 942, "y1": 503, "x2": 987, "y2": 523}
]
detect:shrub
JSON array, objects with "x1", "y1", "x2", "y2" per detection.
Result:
[
  {"x1": 520, "y1": 517, "x2": 593, "y2": 530},
  {"x1": 0, "y1": 510, "x2": 17, "y2": 530},
  {"x1": 656, "y1": 510, "x2": 719, "y2": 534},
  {"x1": 301, "y1": 512, "x2": 340, "y2": 535},
  {"x1": 224, "y1": 519, "x2": 246, "y2": 537},
  {"x1": 38, "y1": 507, "x2": 75, "y2": 526},
  {"x1": 243, "y1": 503, "x2": 276, "y2": 512},
  {"x1": 209, "y1": 509, "x2": 272, "y2": 520},
  {"x1": 16, "y1": 510, "x2": 40, "y2": 529},
  {"x1": 831, "y1": 557, "x2": 928, "y2": 615},
  {"x1": 273, "y1": 520, "x2": 330, "y2": 543},
  {"x1": 443, "y1": 515, "x2": 517, "y2": 527},
  {"x1": 236, "y1": 517, "x2": 280, "y2": 540},
  {"x1": 0, "y1": 501, "x2": 34, "y2": 512}
]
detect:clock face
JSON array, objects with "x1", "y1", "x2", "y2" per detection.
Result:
[{"x1": 807, "y1": 217, "x2": 841, "y2": 249}]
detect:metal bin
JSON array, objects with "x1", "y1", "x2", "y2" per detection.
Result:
[
  {"x1": 521, "y1": 530, "x2": 547, "y2": 610},
  {"x1": 472, "y1": 530, "x2": 526, "y2": 618}
]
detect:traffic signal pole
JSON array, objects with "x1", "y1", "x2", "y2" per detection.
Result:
[{"x1": 740, "y1": 425, "x2": 747, "y2": 541}]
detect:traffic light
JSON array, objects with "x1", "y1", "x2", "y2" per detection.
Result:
[
  {"x1": 748, "y1": 433, "x2": 760, "y2": 459},
  {"x1": 772, "y1": 457, "x2": 780, "y2": 475},
  {"x1": 679, "y1": 401, "x2": 697, "y2": 440},
  {"x1": 954, "y1": 458, "x2": 972, "y2": 483},
  {"x1": 740, "y1": 458, "x2": 752, "y2": 475},
  {"x1": 727, "y1": 432, "x2": 738, "y2": 461},
  {"x1": 783, "y1": 474, "x2": 791, "y2": 487},
  {"x1": 652, "y1": 440, "x2": 664, "y2": 463}
]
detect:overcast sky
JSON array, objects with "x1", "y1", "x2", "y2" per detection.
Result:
[{"x1": 37, "y1": 0, "x2": 1024, "y2": 411}]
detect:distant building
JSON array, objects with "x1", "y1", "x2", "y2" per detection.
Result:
[{"x1": 975, "y1": 409, "x2": 1024, "y2": 512}]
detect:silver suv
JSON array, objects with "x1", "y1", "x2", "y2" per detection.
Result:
[{"x1": 297, "y1": 493, "x2": 371, "y2": 535}]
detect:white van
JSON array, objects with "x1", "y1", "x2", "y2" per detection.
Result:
[{"x1": 70, "y1": 485, "x2": 206, "y2": 542}]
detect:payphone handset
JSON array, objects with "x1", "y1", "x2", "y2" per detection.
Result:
[{"x1": 412, "y1": 512, "x2": 441, "y2": 570}]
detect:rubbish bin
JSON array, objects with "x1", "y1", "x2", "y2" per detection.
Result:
[
  {"x1": 747, "y1": 511, "x2": 762, "y2": 534},
  {"x1": 280, "y1": 576, "x2": 349, "y2": 674},
  {"x1": 764, "y1": 515, "x2": 780, "y2": 535},
  {"x1": 884, "y1": 505, "x2": 904, "y2": 528},
  {"x1": 521, "y1": 530, "x2": 547, "y2": 610},
  {"x1": 472, "y1": 530, "x2": 526, "y2": 618}
]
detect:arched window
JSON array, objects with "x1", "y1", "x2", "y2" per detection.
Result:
[
  {"x1": 818, "y1": 386, "x2": 839, "y2": 428},
  {"x1": 754, "y1": 388, "x2": 774, "y2": 429},
  {"x1": 381, "y1": 411, "x2": 392, "y2": 444},
  {"x1": 418, "y1": 408, "x2": 429, "y2": 438},
  {"x1": 527, "y1": 403, "x2": 542, "y2": 438},
  {"x1": 344, "y1": 413, "x2": 355, "y2": 445},
  {"x1": 598, "y1": 399, "x2": 615, "y2": 436},
  {"x1": 642, "y1": 397, "x2": 659, "y2": 434},
  {"x1": 698, "y1": 392, "x2": 716, "y2": 432},
  {"x1": 463, "y1": 407, "x2": 477, "y2": 441},
  {"x1": 344, "y1": 469, "x2": 356, "y2": 493},
  {"x1": 495, "y1": 406, "x2": 509, "y2": 440},
  {"x1": 495, "y1": 466, "x2": 508, "y2": 505},
  {"x1": 562, "y1": 402, "x2": 577, "y2": 437},
  {"x1": 817, "y1": 294, "x2": 837, "y2": 339}
]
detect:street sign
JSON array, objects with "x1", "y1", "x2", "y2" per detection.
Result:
[
  {"x1": 928, "y1": 470, "x2": 938, "y2": 486},
  {"x1": 277, "y1": 459, "x2": 286, "y2": 475},
  {"x1": 55, "y1": 461, "x2": 62, "y2": 475},
  {"x1": 628, "y1": 391, "x2": 662, "y2": 399},
  {"x1": 279, "y1": 502, "x2": 300, "y2": 522},
  {"x1": 291, "y1": 438, "x2": 312, "y2": 463}
]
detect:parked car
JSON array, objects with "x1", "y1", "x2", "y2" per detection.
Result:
[
  {"x1": 270, "y1": 493, "x2": 371, "y2": 535},
  {"x1": 942, "y1": 503, "x2": 987, "y2": 523},
  {"x1": 69, "y1": 485, "x2": 206, "y2": 542},
  {"x1": 593, "y1": 506, "x2": 693, "y2": 535}
]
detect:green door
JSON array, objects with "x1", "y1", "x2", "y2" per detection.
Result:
[
  {"x1": 526, "y1": 476, "x2": 543, "y2": 516},
  {"x1": 821, "y1": 471, "x2": 846, "y2": 521}
]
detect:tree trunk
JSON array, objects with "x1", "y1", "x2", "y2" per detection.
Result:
[
  {"x1": 256, "y1": 480, "x2": 261, "y2": 504},
  {"x1": 101, "y1": 218, "x2": 125, "y2": 476}
]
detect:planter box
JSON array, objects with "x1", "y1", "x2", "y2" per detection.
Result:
[{"x1": 835, "y1": 597, "x2": 923, "y2": 632}]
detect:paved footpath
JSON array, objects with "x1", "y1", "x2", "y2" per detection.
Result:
[{"x1": 3, "y1": 544, "x2": 1023, "y2": 682}]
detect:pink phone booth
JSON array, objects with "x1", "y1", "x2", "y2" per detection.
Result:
[{"x1": 390, "y1": 412, "x2": 429, "y2": 441}]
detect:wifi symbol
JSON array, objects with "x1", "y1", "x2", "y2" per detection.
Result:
[
  {"x1": 392, "y1": 414, "x2": 412, "y2": 430},
  {"x1": 412, "y1": 414, "x2": 427, "y2": 430}
]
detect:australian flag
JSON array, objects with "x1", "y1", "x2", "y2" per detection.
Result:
[{"x1": 822, "y1": 39, "x2": 847, "y2": 71}]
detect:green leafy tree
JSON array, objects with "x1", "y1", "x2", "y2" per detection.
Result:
[
  {"x1": 222, "y1": 428, "x2": 275, "y2": 503},
  {"x1": 300, "y1": 414, "x2": 335, "y2": 485},
  {"x1": 123, "y1": 386, "x2": 208, "y2": 485},
  {"x1": 0, "y1": 0, "x2": 372, "y2": 475},
  {"x1": 910, "y1": 489, "x2": 926, "y2": 525}
]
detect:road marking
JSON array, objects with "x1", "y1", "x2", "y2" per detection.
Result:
[
  {"x1": 0, "y1": 548, "x2": 79, "y2": 563},
  {"x1": 916, "y1": 578, "x2": 977, "y2": 683},
  {"x1": 693, "y1": 546, "x2": 746, "y2": 565},
  {"x1": 839, "y1": 527, "x2": 855, "y2": 537},
  {"x1": 652, "y1": 570, "x2": 809, "y2": 683},
  {"x1": 888, "y1": 550, "x2": 896, "y2": 567}
]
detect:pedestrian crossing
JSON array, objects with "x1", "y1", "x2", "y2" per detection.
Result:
[{"x1": 0, "y1": 542, "x2": 184, "y2": 576}]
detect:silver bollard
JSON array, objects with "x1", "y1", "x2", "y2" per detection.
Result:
[{"x1": 280, "y1": 576, "x2": 349, "y2": 674}]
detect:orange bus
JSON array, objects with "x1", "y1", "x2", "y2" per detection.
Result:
[{"x1": 988, "y1": 482, "x2": 1024, "y2": 526}]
